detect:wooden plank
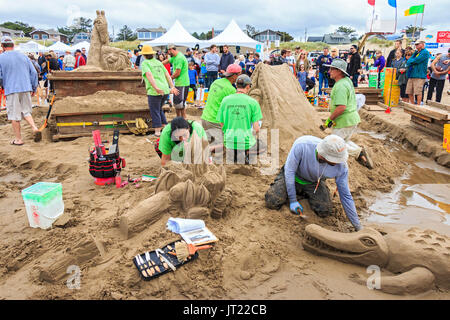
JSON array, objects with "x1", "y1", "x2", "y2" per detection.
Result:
[
  {"x1": 410, "y1": 120, "x2": 443, "y2": 138},
  {"x1": 364, "y1": 104, "x2": 386, "y2": 111},
  {"x1": 404, "y1": 109, "x2": 433, "y2": 122},
  {"x1": 410, "y1": 115, "x2": 444, "y2": 131},
  {"x1": 53, "y1": 109, "x2": 150, "y2": 117},
  {"x1": 427, "y1": 101, "x2": 450, "y2": 112},
  {"x1": 401, "y1": 101, "x2": 449, "y2": 120}
]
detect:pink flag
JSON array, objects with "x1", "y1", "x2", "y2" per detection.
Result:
[{"x1": 368, "y1": 0, "x2": 375, "y2": 5}]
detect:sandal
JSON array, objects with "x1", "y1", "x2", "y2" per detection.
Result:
[{"x1": 10, "y1": 140, "x2": 24, "y2": 146}]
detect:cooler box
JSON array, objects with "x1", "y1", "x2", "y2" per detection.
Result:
[
  {"x1": 22, "y1": 182, "x2": 64, "y2": 230},
  {"x1": 203, "y1": 90, "x2": 209, "y2": 103},
  {"x1": 368, "y1": 67, "x2": 378, "y2": 88}
]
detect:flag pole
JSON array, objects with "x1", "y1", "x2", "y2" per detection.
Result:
[
  {"x1": 370, "y1": 3, "x2": 375, "y2": 32},
  {"x1": 412, "y1": 13, "x2": 418, "y2": 41},
  {"x1": 419, "y1": 5, "x2": 425, "y2": 38},
  {"x1": 394, "y1": 5, "x2": 397, "y2": 34}
]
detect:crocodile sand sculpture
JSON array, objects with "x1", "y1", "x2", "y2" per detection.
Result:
[{"x1": 303, "y1": 224, "x2": 450, "y2": 295}]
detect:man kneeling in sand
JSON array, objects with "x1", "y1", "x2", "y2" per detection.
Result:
[{"x1": 265, "y1": 135, "x2": 362, "y2": 232}]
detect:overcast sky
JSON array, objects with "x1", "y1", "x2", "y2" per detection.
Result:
[{"x1": 0, "y1": 0, "x2": 447, "y2": 40}]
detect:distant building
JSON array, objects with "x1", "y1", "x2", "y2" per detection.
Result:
[
  {"x1": 72, "y1": 32, "x2": 91, "y2": 44},
  {"x1": 307, "y1": 36, "x2": 324, "y2": 43},
  {"x1": 0, "y1": 27, "x2": 25, "y2": 38},
  {"x1": 136, "y1": 27, "x2": 167, "y2": 41},
  {"x1": 322, "y1": 33, "x2": 351, "y2": 45},
  {"x1": 253, "y1": 30, "x2": 282, "y2": 42},
  {"x1": 30, "y1": 29, "x2": 69, "y2": 43}
]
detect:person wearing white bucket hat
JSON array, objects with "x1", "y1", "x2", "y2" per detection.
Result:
[
  {"x1": 323, "y1": 58, "x2": 373, "y2": 169},
  {"x1": 265, "y1": 135, "x2": 362, "y2": 232}
]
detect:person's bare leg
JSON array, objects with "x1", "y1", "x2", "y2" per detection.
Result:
[
  {"x1": 24, "y1": 115, "x2": 39, "y2": 132},
  {"x1": 176, "y1": 109, "x2": 182, "y2": 117},
  {"x1": 11, "y1": 120, "x2": 23, "y2": 144},
  {"x1": 409, "y1": 94, "x2": 415, "y2": 104},
  {"x1": 181, "y1": 108, "x2": 186, "y2": 119},
  {"x1": 416, "y1": 94, "x2": 422, "y2": 105}
]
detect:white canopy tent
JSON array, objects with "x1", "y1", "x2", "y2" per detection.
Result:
[
  {"x1": 47, "y1": 41, "x2": 72, "y2": 54},
  {"x1": 16, "y1": 41, "x2": 47, "y2": 53},
  {"x1": 142, "y1": 20, "x2": 207, "y2": 48},
  {"x1": 207, "y1": 20, "x2": 263, "y2": 49},
  {"x1": 71, "y1": 41, "x2": 90, "y2": 53}
]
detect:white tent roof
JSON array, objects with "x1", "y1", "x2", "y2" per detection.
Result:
[
  {"x1": 143, "y1": 20, "x2": 207, "y2": 48},
  {"x1": 71, "y1": 41, "x2": 90, "y2": 52},
  {"x1": 207, "y1": 20, "x2": 262, "y2": 49},
  {"x1": 47, "y1": 41, "x2": 72, "y2": 52},
  {"x1": 17, "y1": 41, "x2": 47, "y2": 53}
]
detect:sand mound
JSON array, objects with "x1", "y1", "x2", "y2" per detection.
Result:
[
  {"x1": 53, "y1": 91, "x2": 149, "y2": 114},
  {"x1": 249, "y1": 63, "x2": 324, "y2": 155}
]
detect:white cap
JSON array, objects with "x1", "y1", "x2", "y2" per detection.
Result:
[
  {"x1": 317, "y1": 135, "x2": 348, "y2": 164},
  {"x1": 1, "y1": 36, "x2": 14, "y2": 44}
]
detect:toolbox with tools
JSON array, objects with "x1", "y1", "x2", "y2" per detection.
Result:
[{"x1": 133, "y1": 241, "x2": 199, "y2": 281}]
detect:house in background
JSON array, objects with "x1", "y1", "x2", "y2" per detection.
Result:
[
  {"x1": 72, "y1": 32, "x2": 91, "y2": 44},
  {"x1": 0, "y1": 27, "x2": 25, "y2": 38},
  {"x1": 252, "y1": 30, "x2": 282, "y2": 47},
  {"x1": 322, "y1": 33, "x2": 351, "y2": 45},
  {"x1": 30, "y1": 29, "x2": 69, "y2": 43},
  {"x1": 136, "y1": 27, "x2": 167, "y2": 41},
  {"x1": 307, "y1": 36, "x2": 324, "y2": 43}
]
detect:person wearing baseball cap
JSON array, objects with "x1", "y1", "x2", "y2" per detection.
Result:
[
  {"x1": 406, "y1": 38, "x2": 431, "y2": 105},
  {"x1": 265, "y1": 134, "x2": 362, "y2": 232},
  {"x1": 216, "y1": 74, "x2": 265, "y2": 164},
  {"x1": 201, "y1": 63, "x2": 242, "y2": 148},
  {"x1": 140, "y1": 45, "x2": 179, "y2": 137},
  {"x1": 0, "y1": 35, "x2": 41, "y2": 145},
  {"x1": 323, "y1": 58, "x2": 373, "y2": 169}
]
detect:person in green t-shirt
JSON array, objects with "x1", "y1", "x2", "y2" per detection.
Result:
[
  {"x1": 201, "y1": 63, "x2": 242, "y2": 147},
  {"x1": 157, "y1": 117, "x2": 208, "y2": 166},
  {"x1": 141, "y1": 45, "x2": 179, "y2": 136},
  {"x1": 162, "y1": 44, "x2": 190, "y2": 119},
  {"x1": 323, "y1": 58, "x2": 373, "y2": 169},
  {"x1": 217, "y1": 74, "x2": 265, "y2": 165}
]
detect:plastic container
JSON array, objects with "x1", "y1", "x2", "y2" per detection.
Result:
[{"x1": 22, "y1": 182, "x2": 64, "y2": 230}]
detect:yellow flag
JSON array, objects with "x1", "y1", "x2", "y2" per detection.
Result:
[{"x1": 404, "y1": 9, "x2": 411, "y2": 16}]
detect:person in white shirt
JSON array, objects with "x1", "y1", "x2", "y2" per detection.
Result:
[{"x1": 62, "y1": 50, "x2": 75, "y2": 71}]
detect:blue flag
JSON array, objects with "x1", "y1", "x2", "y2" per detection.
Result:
[{"x1": 388, "y1": 0, "x2": 397, "y2": 8}]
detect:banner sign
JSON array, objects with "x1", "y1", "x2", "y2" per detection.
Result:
[{"x1": 437, "y1": 31, "x2": 450, "y2": 43}]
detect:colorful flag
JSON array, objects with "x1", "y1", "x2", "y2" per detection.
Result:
[
  {"x1": 368, "y1": 0, "x2": 375, "y2": 6},
  {"x1": 405, "y1": 4, "x2": 425, "y2": 16},
  {"x1": 388, "y1": 0, "x2": 396, "y2": 8}
]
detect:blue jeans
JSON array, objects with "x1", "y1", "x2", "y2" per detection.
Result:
[
  {"x1": 351, "y1": 74, "x2": 359, "y2": 87},
  {"x1": 319, "y1": 72, "x2": 329, "y2": 95},
  {"x1": 148, "y1": 95, "x2": 168, "y2": 128},
  {"x1": 205, "y1": 71, "x2": 218, "y2": 90}
]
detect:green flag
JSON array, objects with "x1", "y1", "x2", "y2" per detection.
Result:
[{"x1": 408, "y1": 4, "x2": 425, "y2": 15}]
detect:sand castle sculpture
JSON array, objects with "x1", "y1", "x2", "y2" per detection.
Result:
[
  {"x1": 303, "y1": 224, "x2": 450, "y2": 295},
  {"x1": 119, "y1": 133, "x2": 233, "y2": 239},
  {"x1": 76, "y1": 10, "x2": 131, "y2": 72}
]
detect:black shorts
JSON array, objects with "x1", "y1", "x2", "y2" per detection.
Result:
[{"x1": 173, "y1": 86, "x2": 189, "y2": 109}]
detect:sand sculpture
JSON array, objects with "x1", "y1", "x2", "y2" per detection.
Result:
[
  {"x1": 76, "y1": 10, "x2": 131, "y2": 72},
  {"x1": 119, "y1": 163, "x2": 232, "y2": 239},
  {"x1": 249, "y1": 63, "x2": 324, "y2": 151},
  {"x1": 303, "y1": 224, "x2": 450, "y2": 295}
]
